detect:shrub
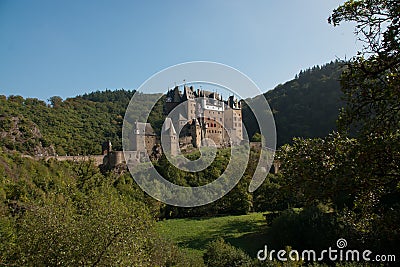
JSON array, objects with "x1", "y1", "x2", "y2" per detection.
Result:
[
  {"x1": 203, "y1": 238, "x2": 253, "y2": 267},
  {"x1": 268, "y1": 205, "x2": 340, "y2": 251}
]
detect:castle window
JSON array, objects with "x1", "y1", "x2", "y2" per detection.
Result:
[{"x1": 235, "y1": 123, "x2": 237, "y2": 127}]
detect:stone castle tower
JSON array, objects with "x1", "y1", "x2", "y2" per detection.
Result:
[
  {"x1": 131, "y1": 121, "x2": 158, "y2": 156},
  {"x1": 161, "y1": 117, "x2": 178, "y2": 156}
]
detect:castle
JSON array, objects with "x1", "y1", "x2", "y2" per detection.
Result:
[
  {"x1": 163, "y1": 85, "x2": 243, "y2": 149},
  {"x1": 104, "y1": 85, "x2": 244, "y2": 167}
]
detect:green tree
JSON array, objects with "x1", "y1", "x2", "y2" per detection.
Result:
[
  {"x1": 329, "y1": 0, "x2": 400, "y2": 250},
  {"x1": 268, "y1": 0, "x2": 399, "y2": 255},
  {"x1": 329, "y1": 0, "x2": 400, "y2": 135},
  {"x1": 278, "y1": 133, "x2": 358, "y2": 210},
  {"x1": 48, "y1": 96, "x2": 63, "y2": 108},
  {"x1": 276, "y1": 0, "x2": 399, "y2": 254}
]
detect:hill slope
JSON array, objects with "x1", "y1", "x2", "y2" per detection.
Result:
[
  {"x1": 243, "y1": 61, "x2": 343, "y2": 146},
  {"x1": 0, "y1": 90, "x2": 163, "y2": 155},
  {"x1": 0, "y1": 61, "x2": 344, "y2": 154}
]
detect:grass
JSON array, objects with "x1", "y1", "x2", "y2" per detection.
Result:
[{"x1": 156, "y1": 212, "x2": 269, "y2": 262}]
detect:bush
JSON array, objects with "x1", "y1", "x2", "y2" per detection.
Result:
[
  {"x1": 203, "y1": 238, "x2": 253, "y2": 267},
  {"x1": 267, "y1": 205, "x2": 340, "y2": 251},
  {"x1": 253, "y1": 174, "x2": 294, "y2": 212}
]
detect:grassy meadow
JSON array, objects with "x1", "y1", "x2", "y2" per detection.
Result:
[{"x1": 156, "y1": 212, "x2": 269, "y2": 262}]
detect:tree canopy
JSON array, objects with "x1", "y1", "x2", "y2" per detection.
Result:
[{"x1": 243, "y1": 61, "x2": 344, "y2": 146}]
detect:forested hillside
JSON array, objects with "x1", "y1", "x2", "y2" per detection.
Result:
[
  {"x1": 0, "y1": 61, "x2": 343, "y2": 155},
  {"x1": 243, "y1": 60, "x2": 343, "y2": 146},
  {"x1": 0, "y1": 90, "x2": 164, "y2": 156}
]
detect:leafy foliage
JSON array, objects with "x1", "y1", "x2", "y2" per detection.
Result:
[
  {"x1": 0, "y1": 150, "x2": 184, "y2": 266},
  {"x1": 267, "y1": 205, "x2": 340, "y2": 251},
  {"x1": 155, "y1": 148, "x2": 253, "y2": 218},
  {"x1": 277, "y1": 132, "x2": 399, "y2": 253},
  {"x1": 270, "y1": 0, "x2": 400, "y2": 256},
  {"x1": 203, "y1": 238, "x2": 253, "y2": 267},
  {"x1": 253, "y1": 173, "x2": 293, "y2": 212},
  {"x1": 329, "y1": 0, "x2": 400, "y2": 137},
  {"x1": 329, "y1": 0, "x2": 400, "y2": 253}
]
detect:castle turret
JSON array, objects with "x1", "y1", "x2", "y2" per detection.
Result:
[{"x1": 161, "y1": 118, "x2": 178, "y2": 156}]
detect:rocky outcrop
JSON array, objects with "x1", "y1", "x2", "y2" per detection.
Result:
[{"x1": 0, "y1": 115, "x2": 55, "y2": 156}]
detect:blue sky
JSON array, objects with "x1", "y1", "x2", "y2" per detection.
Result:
[{"x1": 0, "y1": 0, "x2": 359, "y2": 100}]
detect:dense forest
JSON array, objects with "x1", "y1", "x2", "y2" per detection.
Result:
[
  {"x1": 243, "y1": 60, "x2": 343, "y2": 146},
  {"x1": 0, "y1": 90, "x2": 164, "y2": 156}
]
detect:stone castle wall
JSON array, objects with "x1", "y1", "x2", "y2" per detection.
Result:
[{"x1": 41, "y1": 155, "x2": 105, "y2": 166}]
